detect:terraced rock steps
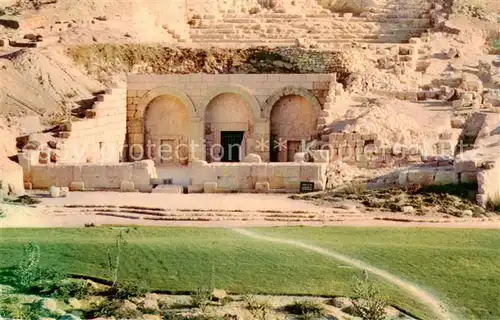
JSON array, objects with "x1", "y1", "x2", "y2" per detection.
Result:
[{"x1": 188, "y1": 6, "x2": 432, "y2": 47}]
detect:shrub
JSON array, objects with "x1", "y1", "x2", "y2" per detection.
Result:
[
  {"x1": 244, "y1": 295, "x2": 272, "y2": 320},
  {"x1": 87, "y1": 299, "x2": 122, "y2": 318},
  {"x1": 284, "y1": 300, "x2": 326, "y2": 320},
  {"x1": 114, "y1": 281, "x2": 148, "y2": 299},
  {"x1": 50, "y1": 279, "x2": 91, "y2": 300},
  {"x1": 342, "y1": 182, "x2": 367, "y2": 195},
  {"x1": 12, "y1": 243, "x2": 41, "y2": 290},
  {"x1": 190, "y1": 288, "x2": 213, "y2": 310},
  {"x1": 1, "y1": 300, "x2": 53, "y2": 320},
  {"x1": 352, "y1": 271, "x2": 386, "y2": 320}
]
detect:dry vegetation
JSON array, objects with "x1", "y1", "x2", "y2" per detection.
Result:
[{"x1": 295, "y1": 182, "x2": 494, "y2": 218}]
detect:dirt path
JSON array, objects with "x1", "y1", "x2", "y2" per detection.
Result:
[{"x1": 232, "y1": 228, "x2": 455, "y2": 320}]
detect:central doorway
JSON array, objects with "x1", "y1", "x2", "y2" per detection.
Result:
[{"x1": 221, "y1": 131, "x2": 244, "y2": 162}]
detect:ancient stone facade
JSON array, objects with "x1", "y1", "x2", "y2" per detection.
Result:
[{"x1": 126, "y1": 73, "x2": 333, "y2": 165}]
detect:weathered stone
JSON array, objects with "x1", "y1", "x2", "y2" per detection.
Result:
[
  {"x1": 242, "y1": 153, "x2": 261, "y2": 163},
  {"x1": 68, "y1": 298, "x2": 82, "y2": 309},
  {"x1": 446, "y1": 47, "x2": 460, "y2": 59},
  {"x1": 330, "y1": 297, "x2": 353, "y2": 309},
  {"x1": 212, "y1": 288, "x2": 227, "y2": 301},
  {"x1": 143, "y1": 299, "x2": 159, "y2": 311},
  {"x1": 255, "y1": 181, "x2": 269, "y2": 192},
  {"x1": 49, "y1": 186, "x2": 61, "y2": 198},
  {"x1": 402, "y1": 206, "x2": 415, "y2": 213}
]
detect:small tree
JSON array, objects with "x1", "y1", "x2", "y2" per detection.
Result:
[
  {"x1": 107, "y1": 229, "x2": 130, "y2": 286},
  {"x1": 13, "y1": 243, "x2": 42, "y2": 290},
  {"x1": 352, "y1": 270, "x2": 386, "y2": 320}
]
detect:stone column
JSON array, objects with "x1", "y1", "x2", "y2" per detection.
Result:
[
  {"x1": 189, "y1": 117, "x2": 204, "y2": 163},
  {"x1": 252, "y1": 118, "x2": 270, "y2": 162}
]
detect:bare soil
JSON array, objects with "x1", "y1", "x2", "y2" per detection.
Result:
[{"x1": 1, "y1": 192, "x2": 500, "y2": 229}]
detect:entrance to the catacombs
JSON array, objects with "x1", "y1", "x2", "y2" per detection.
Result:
[
  {"x1": 270, "y1": 95, "x2": 317, "y2": 162},
  {"x1": 220, "y1": 131, "x2": 244, "y2": 162}
]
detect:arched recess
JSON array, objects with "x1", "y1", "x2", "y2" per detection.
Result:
[
  {"x1": 198, "y1": 85, "x2": 262, "y2": 121},
  {"x1": 143, "y1": 94, "x2": 192, "y2": 166},
  {"x1": 136, "y1": 87, "x2": 197, "y2": 120},
  {"x1": 263, "y1": 86, "x2": 321, "y2": 119},
  {"x1": 265, "y1": 87, "x2": 321, "y2": 162},
  {"x1": 203, "y1": 93, "x2": 254, "y2": 163}
]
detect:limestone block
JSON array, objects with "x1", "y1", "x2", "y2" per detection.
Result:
[
  {"x1": 190, "y1": 166, "x2": 216, "y2": 186},
  {"x1": 152, "y1": 185, "x2": 183, "y2": 193},
  {"x1": 69, "y1": 181, "x2": 85, "y2": 191},
  {"x1": 274, "y1": 164, "x2": 300, "y2": 178},
  {"x1": 312, "y1": 180, "x2": 325, "y2": 191},
  {"x1": 434, "y1": 171, "x2": 458, "y2": 185},
  {"x1": 294, "y1": 152, "x2": 307, "y2": 163},
  {"x1": 284, "y1": 177, "x2": 301, "y2": 190},
  {"x1": 242, "y1": 153, "x2": 262, "y2": 163},
  {"x1": 251, "y1": 164, "x2": 268, "y2": 182},
  {"x1": 203, "y1": 182, "x2": 217, "y2": 193},
  {"x1": 407, "y1": 170, "x2": 435, "y2": 185},
  {"x1": 120, "y1": 180, "x2": 135, "y2": 192},
  {"x1": 299, "y1": 164, "x2": 322, "y2": 181},
  {"x1": 60, "y1": 187, "x2": 69, "y2": 197},
  {"x1": 310, "y1": 150, "x2": 329, "y2": 163},
  {"x1": 269, "y1": 175, "x2": 285, "y2": 190},
  {"x1": 255, "y1": 181, "x2": 269, "y2": 193},
  {"x1": 187, "y1": 185, "x2": 203, "y2": 193},
  {"x1": 49, "y1": 186, "x2": 61, "y2": 198},
  {"x1": 217, "y1": 176, "x2": 239, "y2": 190}
]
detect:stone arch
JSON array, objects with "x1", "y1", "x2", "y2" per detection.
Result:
[
  {"x1": 263, "y1": 86, "x2": 321, "y2": 119},
  {"x1": 266, "y1": 87, "x2": 321, "y2": 162},
  {"x1": 198, "y1": 85, "x2": 262, "y2": 120},
  {"x1": 137, "y1": 87, "x2": 197, "y2": 120}
]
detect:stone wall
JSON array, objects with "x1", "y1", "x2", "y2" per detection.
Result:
[
  {"x1": 477, "y1": 160, "x2": 500, "y2": 208},
  {"x1": 53, "y1": 87, "x2": 127, "y2": 164},
  {"x1": 127, "y1": 73, "x2": 332, "y2": 162},
  {"x1": 21, "y1": 159, "x2": 156, "y2": 193},
  {"x1": 188, "y1": 159, "x2": 327, "y2": 193}
]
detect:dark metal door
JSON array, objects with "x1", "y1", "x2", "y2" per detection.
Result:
[{"x1": 221, "y1": 131, "x2": 244, "y2": 162}]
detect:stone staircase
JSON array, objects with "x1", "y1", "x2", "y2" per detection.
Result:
[{"x1": 188, "y1": 1, "x2": 432, "y2": 47}]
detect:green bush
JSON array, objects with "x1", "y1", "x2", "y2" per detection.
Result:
[
  {"x1": 284, "y1": 300, "x2": 327, "y2": 320},
  {"x1": 50, "y1": 279, "x2": 91, "y2": 300},
  {"x1": 12, "y1": 243, "x2": 42, "y2": 290},
  {"x1": 352, "y1": 271, "x2": 387, "y2": 320},
  {"x1": 113, "y1": 281, "x2": 148, "y2": 299},
  {"x1": 0, "y1": 300, "x2": 53, "y2": 320}
]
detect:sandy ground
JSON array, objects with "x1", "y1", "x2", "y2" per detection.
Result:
[{"x1": 1, "y1": 192, "x2": 500, "y2": 229}]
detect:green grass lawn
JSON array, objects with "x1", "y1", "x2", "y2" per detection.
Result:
[
  {"x1": 2, "y1": 227, "x2": 498, "y2": 319},
  {"x1": 0, "y1": 227, "x2": 434, "y2": 318},
  {"x1": 255, "y1": 227, "x2": 500, "y2": 320}
]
